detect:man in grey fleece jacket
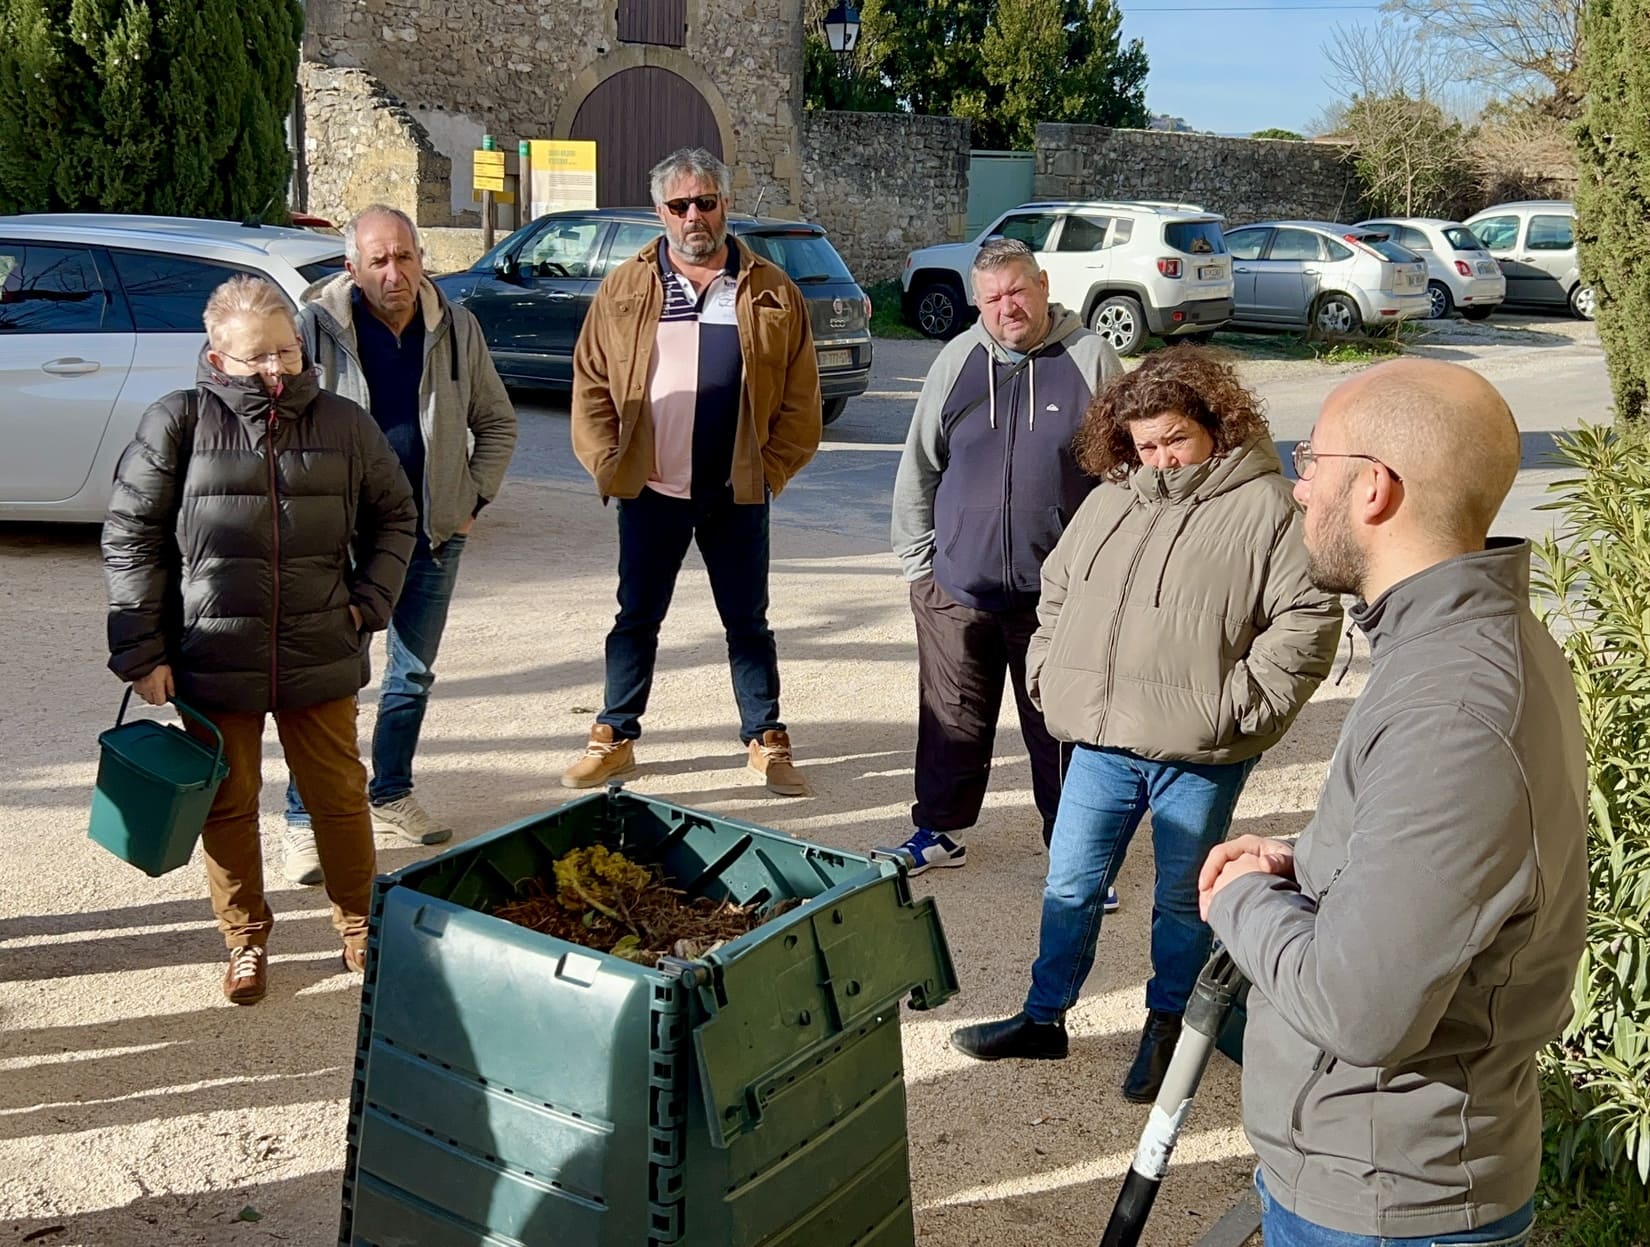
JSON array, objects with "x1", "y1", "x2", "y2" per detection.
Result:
[
  {"x1": 878, "y1": 239, "x2": 1121, "y2": 874},
  {"x1": 1200, "y1": 358, "x2": 1587, "y2": 1245},
  {"x1": 284, "y1": 205, "x2": 517, "y2": 864}
]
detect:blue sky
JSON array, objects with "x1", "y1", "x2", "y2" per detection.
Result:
[{"x1": 1118, "y1": 0, "x2": 1385, "y2": 135}]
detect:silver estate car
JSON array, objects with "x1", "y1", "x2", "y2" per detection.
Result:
[
  {"x1": 1224, "y1": 220, "x2": 1429, "y2": 335},
  {"x1": 1464, "y1": 200, "x2": 1594, "y2": 319},
  {"x1": 1355, "y1": 217, "x2": 1506, "y2": 321}
]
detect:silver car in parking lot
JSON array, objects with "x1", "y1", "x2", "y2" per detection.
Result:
[
  {"x1": 1464, "y1": 200, "x2": 1593, "y2": 319},
  {"x1": 1355, "y1": 217, "x2": 1506, "y2": 321},
  {"x1": 1224, "y1": 220, "x2": 1430, "y2": 335}
]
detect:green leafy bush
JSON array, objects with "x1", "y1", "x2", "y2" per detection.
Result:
[{"x1": 1531, "y1": 424, "x2": 1650, "y2": 1194}]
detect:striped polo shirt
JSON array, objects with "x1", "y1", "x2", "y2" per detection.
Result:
[{"x1": 646, "y1": 242, "x2": 744, "y2": 499}]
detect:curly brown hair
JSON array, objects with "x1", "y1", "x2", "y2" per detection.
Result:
[{"x1": 1075, "y1": 345, "x2": 1271, "y2": 482}]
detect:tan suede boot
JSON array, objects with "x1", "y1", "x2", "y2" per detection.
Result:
[
  {"x1": 748, "y1": 730, "x2": 807, "y2": 796},
  {"x1": 561, "y1": 724, "x2": 637, "y2": 789}
]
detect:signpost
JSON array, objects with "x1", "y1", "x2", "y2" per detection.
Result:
[{"x1": 475, "y1": 136, "x2": 505, "y2": 250}]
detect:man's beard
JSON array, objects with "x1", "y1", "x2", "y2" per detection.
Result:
[
  {"x1": 1306, "y1": 502, "x2": 1367, "y2": 597},
  {"x1": 672, "y1": 224, "x2": 721, "y2": 262}
]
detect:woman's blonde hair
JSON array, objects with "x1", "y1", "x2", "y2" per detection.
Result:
[{"x1": 202, "y1": 275, "x2": 297, "y2": 348}]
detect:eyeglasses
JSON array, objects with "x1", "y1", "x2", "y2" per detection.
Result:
[
  {"x1": 1292, "y1": 440, "x2": 1402, "y2": 483},
  {"x1": 220, "y1": 345, "x2": 304, "y2": 371},
  {"x1": 662, "y1": 194, "x2": 721, "y2": 217}
]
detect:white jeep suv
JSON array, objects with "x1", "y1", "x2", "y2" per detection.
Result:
[
  {"x1": 0, "y1": 214, "x2": 345, "y2": 522},
  {"x1": 901, "y1": 200, "x2": 1234, "y2": 355}
]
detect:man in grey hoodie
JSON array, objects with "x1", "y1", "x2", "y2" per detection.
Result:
[
  {"x1": 876, "y1": 239, "x2": 1121, "y2": 874},
  {"x1": 1200, "y1": 358, "x2": 1587, "y2": 1246},
  {"x1": 283, "y1": 205, "x2": 517, "y2": 877}
]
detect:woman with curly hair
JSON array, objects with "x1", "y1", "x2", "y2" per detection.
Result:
[{"x1": 951, "y1": 346, "x2": 1343, "y2": 1102}]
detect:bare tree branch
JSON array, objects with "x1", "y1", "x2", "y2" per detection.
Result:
[{"x1": 1381, "y1": 0, "x2": 1584, "y2": 113}]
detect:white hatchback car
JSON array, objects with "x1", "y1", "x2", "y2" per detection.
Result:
[
  {"x1": 0, "y1": 215, "x2": 346, "y2": 522},
  {"x1": 1354, "y1": 217, "x2": 1506, "y2": 321},
  {"x1": 1223, "y1": 220, "x2": 1430, "y2": 335}
]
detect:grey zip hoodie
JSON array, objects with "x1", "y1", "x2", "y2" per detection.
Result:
[
  {"x1": 1210, "y1": 539, "x2": 1588, "y2": 1237},
  {"x1": 300, "y1": 274, "x2": 517, "y2": 547},
  {"x1": 891, "y1": 306, "x2": 1121, "y2": 610}
]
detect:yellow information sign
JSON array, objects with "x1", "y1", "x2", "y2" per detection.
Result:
[
  {"x1": 473, "y1": 149, "x2": 507, "y2": 193},
  {"x1": 528, "y1": 140, "x2": 597, "y2": 216}
]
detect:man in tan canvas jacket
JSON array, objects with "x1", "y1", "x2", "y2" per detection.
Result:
[{"x1": 564, "y1": 147, "x2": 821, "y2": 795}]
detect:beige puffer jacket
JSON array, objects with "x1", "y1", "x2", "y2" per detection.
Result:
[{"x1": 1026, "y1": 435, "x2": 1342, "y2": 764}]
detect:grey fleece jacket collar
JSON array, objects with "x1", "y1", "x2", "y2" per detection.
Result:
[{"x1": 1351, "y1": 537, "x2": 1531, "y2": 655}]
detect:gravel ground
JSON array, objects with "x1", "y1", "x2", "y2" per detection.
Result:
[{"x1": 0, "y1": 315, "x2": 1599, "y2": 1247}]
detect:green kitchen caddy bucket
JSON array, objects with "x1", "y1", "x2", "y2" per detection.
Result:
[{"x1": 89, "y1": 688, "x2": 228, "y2": 878}]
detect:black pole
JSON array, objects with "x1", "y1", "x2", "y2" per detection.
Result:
[{"x1": 1098, "y1": 947, "x2": 1248, "y2": 1247}]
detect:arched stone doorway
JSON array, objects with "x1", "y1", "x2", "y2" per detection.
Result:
[{"x1": 570, "y1": 67, "x2": 722, "y2": 207}]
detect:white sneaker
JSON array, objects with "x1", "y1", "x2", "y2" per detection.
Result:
[
  {"x1": 282, "y1": 826, "x2": 323, "y2": 886},
  {"x1": 371, "y1": 794, "x2": 453, "y2": 845}
]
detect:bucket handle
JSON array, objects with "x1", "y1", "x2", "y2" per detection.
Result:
[{"x1": 115, "y1": 685, "x2": 226, "y2": 778}]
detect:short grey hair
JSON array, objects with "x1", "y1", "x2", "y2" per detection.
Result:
[
  {"x1": 649, "y1": 147, "x2": 733, "y2": 207},
  {"x1": 202, "y1": 275, "x2": 297, "y2": 347},
  {"x1": 973, "y1": 237, "x2": 1041, "y2": 276},
  {"x1": 343, "y1": 204, "x2": 425, "y2": 265}
]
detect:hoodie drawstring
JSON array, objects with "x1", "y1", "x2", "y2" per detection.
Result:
[
  {"x1": 987, "y1": 355, "x2": 997, "y2": 430},
  {"x1": 1028, "y1": 359, "x2": 1036, "y2": 432},
  {"x1": 1151, "y1": 504, "x2": 1199, "y2": 607},
  {"x1": 1333, "y1": 624, "x2": 1356, "y2": 686}
]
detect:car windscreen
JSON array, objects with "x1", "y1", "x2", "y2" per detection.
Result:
[
  {"x1": 741, "y1": 231, "x2": 854, "y2": 283},
  {"x1": 1163, "y1": 221, "x2": 1227, "y2": 255},
  {"x1": 1442, "y1": 226, "x2": 1488, "y2": 252},
  {"x1": 297, "y1": 255, "x2": 348, "y2": 284},
  {"x1": 1352, "y1": 233, "x2": 1421, "y2": 263}
]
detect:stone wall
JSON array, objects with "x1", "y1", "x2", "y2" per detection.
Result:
[
  {"x1": 303, "y1": 0, "x2": 805, "y2": 219},
  {"x1": 1035, "y1": 124, "x2": 1366, "y2": 226},
  {"x1": 800, "y1": 112, "x2": 971, "y2": 284},
  {"x1": 299, "y1": 63, "x2": 454, "y2": 228}
]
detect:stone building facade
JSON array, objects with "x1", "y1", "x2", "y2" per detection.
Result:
[{"x1": 300, "y1": 0, "x2": 807, "y2": 224}]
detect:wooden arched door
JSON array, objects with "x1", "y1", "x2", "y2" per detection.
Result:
[{"x1": 570, "y1": 67, "x2": 722, "y2": 207}]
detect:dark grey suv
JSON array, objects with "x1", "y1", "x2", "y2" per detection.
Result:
[{"x1": 434, "y1": 208, "x2": 872, "y2": 424}]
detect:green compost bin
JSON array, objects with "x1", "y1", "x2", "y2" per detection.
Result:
[{"x1": 338, "y1": 787, "x2": 960, "y2": 1247}]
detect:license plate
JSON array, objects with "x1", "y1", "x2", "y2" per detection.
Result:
[
  {"x1": 1198, "y1": 264, "x2": 1222, "y2": 280},
  {"x1": 817, "y1": 348, "x2": 854, "y2": 369},
  {"x1": 1477, "y1": 261, "x2": 1500, "y2": 275},
  {"x1": 1404, "y1": 271, "x2": 1425, "y2": 289}
]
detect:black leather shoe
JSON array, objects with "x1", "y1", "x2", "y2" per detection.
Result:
[
  {"x1": 1121, "y1": 1010, "x2": 1183, "y2": 1102},
  {"x1": 951, "y1": 1011, "x2": 1069, "y2": 1061}
]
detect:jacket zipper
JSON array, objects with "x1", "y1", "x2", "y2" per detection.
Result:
[
  {"x1": 1001, "y1": 360, "x2": 1017, "y2": 593},
  {"x1": 1095, "y1": 509, "x2": 1163, "y2": 739},
  {"x1": 1290, "y1": 1050, "x2": 1337, "y2": 1138},
  {"x1": 267, "y1": 406, "x2": 281, "y2": 709}
]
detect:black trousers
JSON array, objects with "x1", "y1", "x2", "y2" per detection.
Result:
[{"x1": 909, "y1": 575, "x2": 1067, "y2": 844}]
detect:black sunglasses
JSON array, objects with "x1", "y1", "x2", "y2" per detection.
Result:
[{"x1": 663, "y1": 194, "x2": 721, "y2": 217}]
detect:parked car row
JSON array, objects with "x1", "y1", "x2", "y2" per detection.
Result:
[{"x1": 899, "y1": 198, "x2": 1593, "y2": 350}]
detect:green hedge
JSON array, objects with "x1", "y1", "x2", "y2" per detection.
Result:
[{"x1": 1532, "y1": 425, "x2": 1650, "y2": 1194}]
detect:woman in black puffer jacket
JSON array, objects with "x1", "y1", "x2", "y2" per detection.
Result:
[{"x1": 103, "y1": 275, "x2": 416, "y2": 1005}]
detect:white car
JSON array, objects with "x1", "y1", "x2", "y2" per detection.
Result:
[
  {"x1": 1355, "y1": 217, "x2": 1506, "y2": 321},
  {"x1": 900, "y1": 200, "x2": 1234, "y2": 355},
  {"x1": 1223, "y1": 220, "x2": 1430, "y2": 335},
  {"x1": 0, "y1": 214, "x2": 346, "y2": 522},
  {"x1": 1464, "y1": 200, "x2": 1593, "y2": 319}
]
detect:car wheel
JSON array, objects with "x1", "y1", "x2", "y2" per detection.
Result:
[
  {"x1": 822, "y1": 397, "x2": 848, "y2": 426},
  {"x1": 1426, "y1": 281, "x2": 1454, "y2": 320},
  {"x1": 1460, "y1": 306, "x2": 1494, "y2": 322},
  {"x1": 1570, "y1": 284, "x2": 1597, "y2": 320},
  {"x1": 914, "y1": 282, "x2": 964, "y2": 339},
  {"x1": 1313, "y1": 293, "x2": 1362, "y2": 337},
  {"x1": 1090, "y1": 295, "x2": 1147, "y2": 356}
]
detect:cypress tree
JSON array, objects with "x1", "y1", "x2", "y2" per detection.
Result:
[
  {"x1": 0, "y1": 0, "x2": 302, "y2": 220},
  {"x1": 1575, "y1": 0, "x2": 1650, "y2": 425}
]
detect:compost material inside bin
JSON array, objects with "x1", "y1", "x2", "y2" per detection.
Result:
[{"x1": 492, "y1": 845, "x2": 802, "y2": 963}]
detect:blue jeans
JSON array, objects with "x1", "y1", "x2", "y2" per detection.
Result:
[
  {"x1": 1024, "y1": 745, "x2": 1256, "y2": 1023},
  {"x1": 288, "y1": 533, "x2": 467, "y2": 821},
  {"x1": 1257, "y1": 1172, "x2": 1534, "y2": 1246},
  {"x1": 599, "y1": 485, "x2": 782, "y2": 744}
]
